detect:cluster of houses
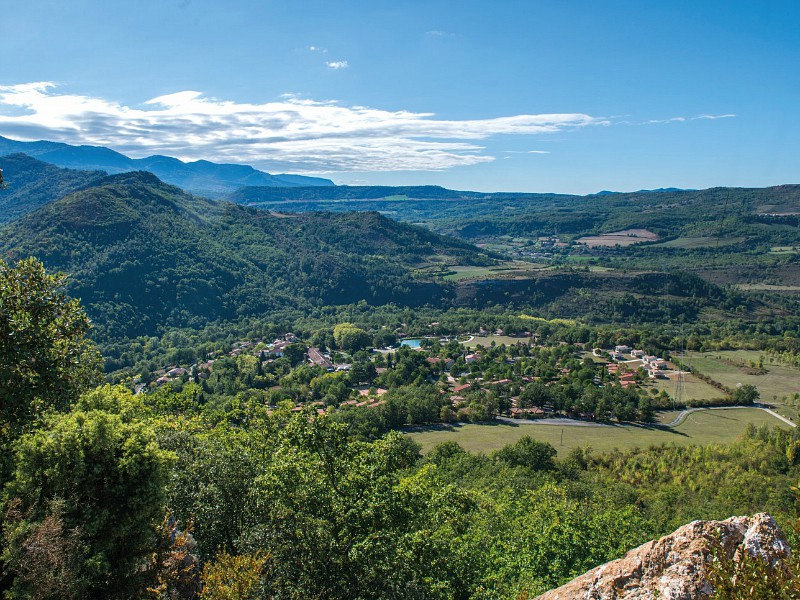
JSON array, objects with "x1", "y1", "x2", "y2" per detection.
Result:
[{"x1": 594, "y1": 345, "x2": 671, "y2": 382}]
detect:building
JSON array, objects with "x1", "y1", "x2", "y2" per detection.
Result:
[{"x1": 308, "y1": 347, "x2": 334, "y2": 370}]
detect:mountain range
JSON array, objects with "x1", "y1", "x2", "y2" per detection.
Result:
[
  {"x1": 0, "y1": 160, "x2": 492, "y2": 340},
  {"x1": 0, "y1": 135, "x2": 333, "y2": 197}
]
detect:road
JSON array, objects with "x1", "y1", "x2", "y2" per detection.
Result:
[
  {"x1": 496, "y1": 405, "x2": 796, "y2": 429},
  {"x1": 663, "y1": 405, "x2": 796, "y2": 428}
]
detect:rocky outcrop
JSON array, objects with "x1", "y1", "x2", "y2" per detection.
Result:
[{"x1": 536, "y1": 513, "x2": 789, "y2": 600}]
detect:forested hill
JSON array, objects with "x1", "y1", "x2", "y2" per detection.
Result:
[
  {"x1": 0, "y1": 153, "x2": 106, "y2": 224},
  {"x1": 0, "y1": 137, "x2": 334, "y2": 197},
  {"x1": 0, "y1": 171, "x2": 494, "y2": 340},
  {"x1": 230, "y1": 182, "x2": 800, "y2": 241}
]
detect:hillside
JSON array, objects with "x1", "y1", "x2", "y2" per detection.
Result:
[
  {"x1": 0, "y1": 153, "x2": 106, "y2": 224},
  {"x1": 232, "y1": 183, "x2": 800, "y2": 286},
  {"x1": 0, "y1": 171, "x2": 494, "y2": 339},
  {"x1": 230, "y1": 183, "x2": 800, "y2": 240},
  {"x1": 0, "y1": 136, "x2": 334, "y2": 197}
]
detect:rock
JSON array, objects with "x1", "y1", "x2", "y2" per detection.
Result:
[{"x1": 536, "y1": 513, "x2": 790, "y2": 600}]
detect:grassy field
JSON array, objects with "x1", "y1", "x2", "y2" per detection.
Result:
[
  {"x1": 406, "y1": 408, "x2": 788, "y2": 456},
  {"x1": 735, "y1": 284, "x2": 800, "y2": 291},
  {"x1": 442, "y1": 263, "x2": 545, "y2": 282},
  {"x1": 646, "y1": 371, "x2": 727, "y2": 405},
  {"x1": 684, "y1": 351, "x2": 800, "y2": 420},
  {"x1": 654, "y1": 236, "x2": 745, "y2": 249}
]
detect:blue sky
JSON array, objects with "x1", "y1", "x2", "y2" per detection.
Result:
[{"x1": 1, "y1": 0, "x2": 798, "y2": 193}]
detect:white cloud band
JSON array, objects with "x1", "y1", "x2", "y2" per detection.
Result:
[{"x1": 0, "y1": 82, "x2": 604, "y2": 173}]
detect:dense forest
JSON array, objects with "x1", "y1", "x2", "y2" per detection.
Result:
[{"x1": 0, "y1": 165, "x2": 494, "y2": 340}]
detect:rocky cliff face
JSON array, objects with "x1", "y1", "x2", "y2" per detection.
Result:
[{"x1": 536, "y1": 513, "x2": 790, "y2": 600}]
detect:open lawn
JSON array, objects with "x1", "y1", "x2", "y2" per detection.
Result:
[
  {"x1": 406, "y1": 408, "x2": 788, "y2": 456},
  {"x1": 684, "y1": 351, "x2": 800, "y2": 420}
]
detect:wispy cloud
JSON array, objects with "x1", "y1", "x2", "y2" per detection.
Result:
[
  {"x1": 325, "y1": 60, "x2": 349, "y2": 70},
  {"x1": 502, "y1": 150, "x2": 551, "y2": 155},
  {"x1": 644, "y1": 116, "x2": 686, "y2": 125},
  {"x1": 425, "y1": 30, "x2": 456, "y2": 38},
  {"x1": 644, "y1": 113, "x2": 736, "y2": 125},
  {"x1": 0, "y1": 82, "x2": 604, "y2": 173},
  {"x1": 692, "y1": 113, "x2": 736, "y2": 120}
]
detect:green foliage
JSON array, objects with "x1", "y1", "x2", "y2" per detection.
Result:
[
  {"x1": 0, "y1": 257, "x2": 103, "y2": 485},
  {"x1": 2, "y1": 404, "x2": 175, "y2": 599},
  {"x1": 493, "y1": 436, "x2": 557, "y2": 472},
  {"x1": 200, "y1": 551, "x2": 269, "y2": 600},
  {"x1": 733, "y1": 383, "x2": 760, "y2": 405},
  {"x1": 332, "y1": 322, "x2": 371, "y2": 352},
  {"x1": 0, "y1": 172, "x2": 493, "y2": 340},
  {"x1": 707, "y1": 542, "x2": 799, "y2": 599},
  {"x1": 0, "y1": 154, "x2": 104, "y2": 224}
]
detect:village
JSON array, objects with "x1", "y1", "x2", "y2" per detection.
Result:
[{"x1": 136, "y1": 330, "x2": 685, "y2": 425}]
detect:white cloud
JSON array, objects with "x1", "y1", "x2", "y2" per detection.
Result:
[
  {"x1": 325, "y1": 60, "x2": 349, "y2": 69},
  {"x1": 644, "y1": 116, "x2": 686, "y2": 125},
  {"x1": 0, "y1": 82, "x2": 604, "y2": 173},
  {"x1": 644, "y1": 114, "x2": 736, "y2": 125},
  {"x1": 502, "y1": 150, "x2": 550, "y2": 155},
  {"x1": 692, "y1": 113, "x2": 736, "y2": 120},
  {"x1": 425, "y1": 30, "x2": 456, "y2": 38}
]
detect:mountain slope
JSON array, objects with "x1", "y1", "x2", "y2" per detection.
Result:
[
  {"x1": 230, "y1": 182, "x2": 800, "y2": 245},
  {"x1": 0, "y1": 154, "x2": 106, "y2": 224},
  {"x1": 0, "y1": 136, "x2": 333, "y2": 197},
  {"x1": 0, "y1": 172, "x2": 493, "y2": 339}
]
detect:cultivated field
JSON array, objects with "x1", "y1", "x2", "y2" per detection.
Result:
[
  {"x1": 406, "y1": 407, "x2": 788, "y2": 456},
  {"x1": 576, "y1": 228, "x2": 659, "y2": 247}
]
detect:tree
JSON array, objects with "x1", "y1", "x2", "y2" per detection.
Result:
[
  {"x1": 200, "y1": 551, "x2": 269, "y2": 600},
  {"x1": 0, "y1": 257, "x2": 103, "y2": 483},
  {"x1": 2, "y1": 406, "x2": 175, "y2": 599},
  {"x1": 0, "y1": 258, "x2": 102, "y2": 425},
  {"x1": 494, "y1": 436, "x2": 557, "y2": 472},
  {"x1": 733, "y1": 383, "x2": 759, "y2": 405},
  {"x1": 333, "y1": 323, "x2": 371, "y2": 353}
]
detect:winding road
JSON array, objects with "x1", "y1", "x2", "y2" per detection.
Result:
[
  {"x1": 496, "y1": 405, "x2": 795, "y2": 429},
  {"x1": 661, "y1": 405, "x2": 795, "y2": 428}
]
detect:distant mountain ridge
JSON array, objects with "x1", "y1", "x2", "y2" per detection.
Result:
[{"x1": 0, "y1": 135, "x2": 334, "y2": 197}]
